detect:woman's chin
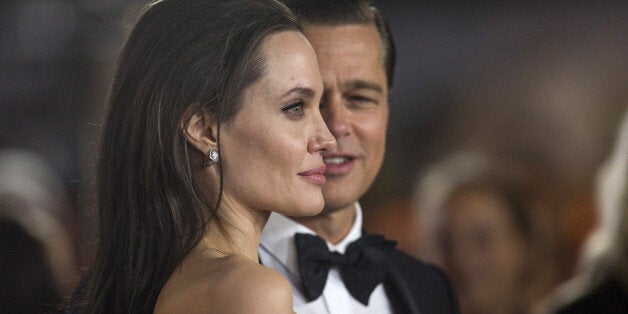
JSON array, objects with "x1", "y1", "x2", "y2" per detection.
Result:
[{"x1": 286, "y1": 197, "x2": 325, "y2": 217}]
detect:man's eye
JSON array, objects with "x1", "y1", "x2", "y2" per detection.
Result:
[
  {"x1": 282, "y1": 100, "x2": 305, "y2": 116},
  {"x1": 348, "y1": 95, "x2": 374, "y2": 103}
]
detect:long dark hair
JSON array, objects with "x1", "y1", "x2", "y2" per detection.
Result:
[{"x1": 79, "y1": 0, "x2": 298, "y2": 312}]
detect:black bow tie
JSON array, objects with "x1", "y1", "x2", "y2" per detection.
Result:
[{"x1": 294, "y1": 232, "x2": 396, "y2": 305}]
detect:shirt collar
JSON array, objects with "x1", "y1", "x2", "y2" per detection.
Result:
[{"x1": 260, "y1": 203, "x2": 363, "y2": 276}]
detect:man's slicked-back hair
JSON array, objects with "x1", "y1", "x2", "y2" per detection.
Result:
[{"x1": 283, "y1": 0, "x2": 396, "y2": 88}]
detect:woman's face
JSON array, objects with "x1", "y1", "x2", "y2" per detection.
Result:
[{"x1": 219, "y1": 31, "x2": 336, "y2": 217}]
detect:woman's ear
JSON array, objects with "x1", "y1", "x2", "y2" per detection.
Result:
[{"x1": 181, "y1": 105, "x2": 218, "y2": 155}]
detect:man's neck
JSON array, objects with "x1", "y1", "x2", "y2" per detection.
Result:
[{"x1": 291, "y1": 203, "x2": 357, "y2": 245}]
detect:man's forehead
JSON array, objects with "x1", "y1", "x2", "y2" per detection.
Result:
[
  {"x1": 303, "y1": 24, "x2": 385, "y2": 69},
  {"x1": 302, "y1": 24, "x2": 388, "y2": 92},
  {"x1": 302, "y1": 23, "x2": 381, "y2": 44}
]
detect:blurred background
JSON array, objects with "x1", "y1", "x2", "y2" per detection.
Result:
[{"x1": 1, "y1": 0, "x2": 626, "y2": 312}]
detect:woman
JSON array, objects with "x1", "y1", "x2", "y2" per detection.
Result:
[
  {"x1": 415, "y1": 152, "x2": 560, "y2": 314},
  {"x1": 75, "y1": 0, "x2": 335, "y2": 312}
]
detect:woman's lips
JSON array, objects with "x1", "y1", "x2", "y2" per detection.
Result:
[
  {"x1": 323, "y1": 155, "x2": 356, "y2": 175},
  {"x1": 298, "y1": 165, "x2": 327, "y2": 186}
]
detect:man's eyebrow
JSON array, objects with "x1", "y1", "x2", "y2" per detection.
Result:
[
  {"x1": 281, "y1": 86, "x2": 315, "y2": 98},
  {"x1": 342, "y1": 80, "x2": 384, "y2": 94}
]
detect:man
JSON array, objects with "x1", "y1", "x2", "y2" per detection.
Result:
[{"x1": 260, "y1": 1, "x2": 459, "y2": 313}]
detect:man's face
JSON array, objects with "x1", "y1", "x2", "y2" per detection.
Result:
[{"x1": 303, "y1": 24, "x2": 389, "y2": 213}]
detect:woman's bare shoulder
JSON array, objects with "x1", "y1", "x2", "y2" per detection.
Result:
[
  {"x1": 155, "y1": 254, "x2": 293, "y2": 313},
  {"x1": 220, "y1": 256, "x2": 294, "y2": 312}
]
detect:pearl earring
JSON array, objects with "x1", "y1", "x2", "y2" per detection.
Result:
[{"x1": 203, "y1": 149, "x2": 219, "y2": 166}]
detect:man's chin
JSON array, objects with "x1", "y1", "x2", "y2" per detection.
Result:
[{"x1": 321, "y1": 198, "x2": 357, "y2": 214}]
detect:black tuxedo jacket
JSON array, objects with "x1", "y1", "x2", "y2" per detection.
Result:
[{"x1": 380, "y1": 241, "x2": 460, "y2": 314}]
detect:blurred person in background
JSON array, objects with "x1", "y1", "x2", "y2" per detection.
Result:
[
  {"x1": 0, "y1": 219, "x2": 62, "y2": 313},
  {"x1": 415, "y1": 152, "x2": 560, "y2": 314},
  {"x1": 538, "y1": 109, "x2": 628, "y2": 313},
  {"x1": 0, "y1": 148, "x2": 77, "y2": 311}
]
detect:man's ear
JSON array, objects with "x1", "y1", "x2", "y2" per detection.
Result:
[{"x1": 181, "y1": 105, "x2": 218, "y2": 155}]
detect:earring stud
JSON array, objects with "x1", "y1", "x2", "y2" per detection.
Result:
[{"x1": 203, "y1": 149, "x2": 219, "y2": 166}]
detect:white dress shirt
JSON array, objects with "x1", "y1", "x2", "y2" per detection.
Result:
[{"x1": 260, "y1": 203, "x2": 393, "y2": 314}]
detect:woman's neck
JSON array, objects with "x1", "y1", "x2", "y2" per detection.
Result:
[{"x1": 200, "y1": 196, "x2": 270, "y2": 262}]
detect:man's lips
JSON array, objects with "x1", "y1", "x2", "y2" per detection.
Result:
[
  {"x1": 298, "y1": 165, "x2": 327, "y2": 186},
  {"x1": 323, "y1": 153, "x2": 357, "y2": 175}
]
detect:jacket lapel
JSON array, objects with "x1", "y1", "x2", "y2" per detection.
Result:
[
  {"x1": 384, "y1": 265, "x2": 422, "y2": 314},
  {"x1": 361, "y1": 230, "x2": 422, "y2": 314}
]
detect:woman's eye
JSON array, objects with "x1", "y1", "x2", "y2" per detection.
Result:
[{"x1": 282, "y1": 100, "x2": 305, "y2": 117}]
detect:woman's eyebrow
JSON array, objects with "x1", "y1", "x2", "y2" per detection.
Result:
[{"x1": 281, "y1": 86, "x2": 315, "y2": 98}]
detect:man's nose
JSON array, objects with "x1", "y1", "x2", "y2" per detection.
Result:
[{"x1": 323, "y1": 95, "x2": 351, "y2": 138}]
